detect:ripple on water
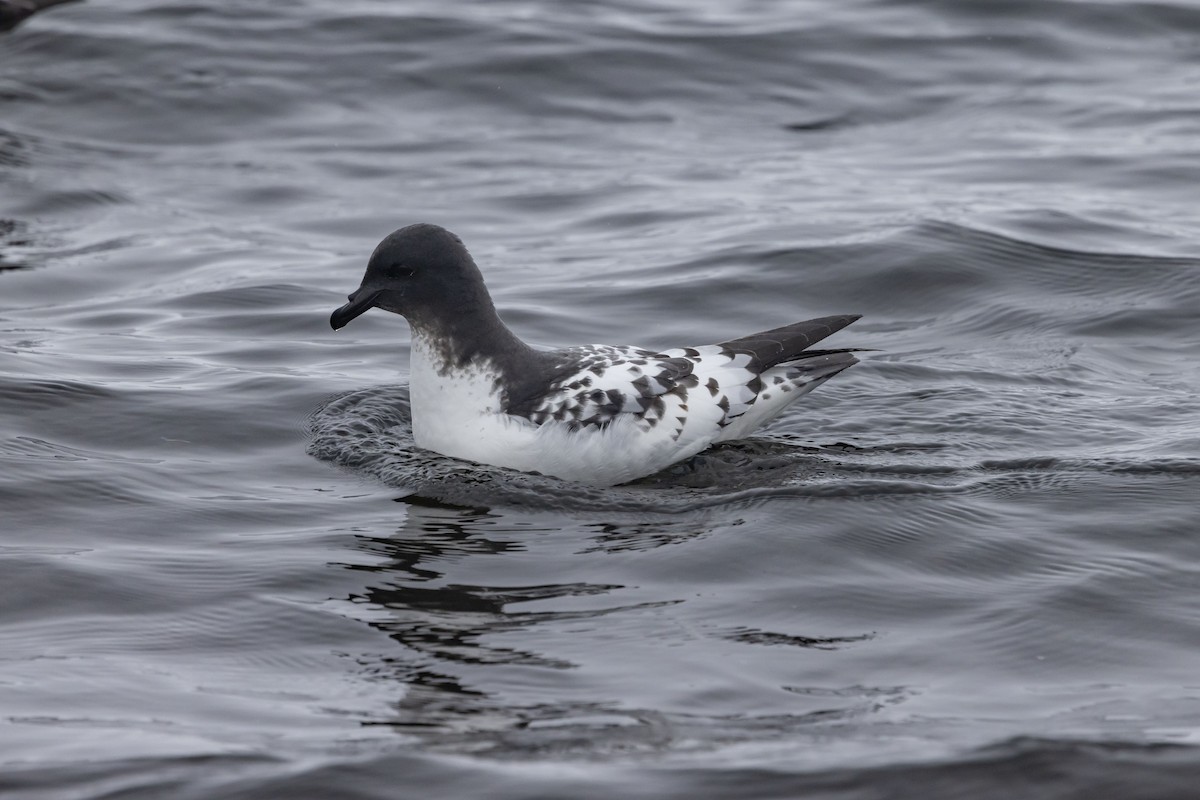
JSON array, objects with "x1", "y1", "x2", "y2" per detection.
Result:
[
  {"x1": 307, "y1": 383, "x2": 1199, "y2": 513},
  {"x1": 307, "y1": 385, "x2": 970, "y2": 512}
]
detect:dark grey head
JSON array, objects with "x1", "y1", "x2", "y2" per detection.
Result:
[{"x1": 329, "y1": 223, "x2": 493, "y2": 332}]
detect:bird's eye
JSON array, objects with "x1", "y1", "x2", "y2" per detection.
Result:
[{"x1": 393, "y1": 264, "x2": 415, "y2": 277}]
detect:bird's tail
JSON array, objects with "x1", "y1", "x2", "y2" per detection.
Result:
[{"x1": 717, "y1": 314, "x2": 861, "y2": 372}]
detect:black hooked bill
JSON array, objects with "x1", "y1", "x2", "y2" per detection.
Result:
[{"x1": 330, "y1": 288, "x2": 381, "y2": 330}]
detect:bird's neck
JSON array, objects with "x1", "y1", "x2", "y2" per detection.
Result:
[{"x1": 406, "y1": 301, "x2": 537, "y2": 379}]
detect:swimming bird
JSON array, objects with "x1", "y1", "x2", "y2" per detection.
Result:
[{"x1": 330, "y1": 223, "x2": 861, "y2": 486}]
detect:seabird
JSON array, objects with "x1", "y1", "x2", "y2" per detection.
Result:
[{"x1": 330, "y1": 223, "x2": 861, "y2": 486}]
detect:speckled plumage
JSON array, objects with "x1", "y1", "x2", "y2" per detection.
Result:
[{"x1": 331, "y1": 223, "x2": 862, "y2": 486}]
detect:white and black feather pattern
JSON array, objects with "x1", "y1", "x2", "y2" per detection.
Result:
[
  {"x1": 506, "y1": 315, "x2": 861, "y2": 445},
  {"x1": 331, "y1": 223, "x2": 865, "y2": 486},
  {"x1": 511, "y1": 345, "x2": 697, "y2": 434}
]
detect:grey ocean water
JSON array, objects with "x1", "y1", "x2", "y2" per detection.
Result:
[{"x1": 3, "y1": 1, "x2": 1199, "y2": 798}]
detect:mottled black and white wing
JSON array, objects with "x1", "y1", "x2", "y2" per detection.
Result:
[
  {"x1": 501, "y1": 314, "x2": 860, "y2": 448},
  {"x1": 507, "y1": 345, "x2": 701, "y2": 437}
]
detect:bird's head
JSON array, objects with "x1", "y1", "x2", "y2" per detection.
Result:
[{"x1": 329, "y1": 223, "x2": 487, "y2": 331}]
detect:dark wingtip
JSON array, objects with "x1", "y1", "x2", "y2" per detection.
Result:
[{"x1": 717, "y1": 314, "x2": 864, "y2": 371}]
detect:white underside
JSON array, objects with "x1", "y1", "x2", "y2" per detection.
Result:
[{"x1": 407, "y1": 334, "x2": 849, "y2": 486}]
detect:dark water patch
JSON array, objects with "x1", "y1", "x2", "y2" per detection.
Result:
[
  {"x1": 52, "y1": 308, "x2": 175, "y2": 332},
  {"x1": 979, "y1": 455, "x2": 1200, "y2": 475},
  {"x1": 0, "y1": 434, "x2": 161, "y2": 464},
  {"x1": 0, "y1": 462, "x2": 173, "y2": 512},
  {"x1": 387, "y1": 704, "x2": 888, "y2": 761},
  {"x1": 0, "y1": 560, "x2": 353, "y2": 660},
  {"x1": 0, "y1": 754, "x2": 284, "y2": 800},
  {"x1": 4, "y1": 379, "x2": 263, "y2": 455},
  {"x1": 0, "y1": 218, "x2": 26, "y2": 242},
  {"x1": 163, "y1": 301, "x2": 326, "y2": 340},
  {"x1": 574, "y1": 515, "x2": 738, "y2": 554},
  {"x1": 11, "y1": 187, "x2": 129, "y2": 216},
  {"x1": 910, "y1": 221, "x2": 1200, "y2": 302},
  {"x1": 0, "y1": 217, "x2": 35, "y2": 271},
  {"x1": 0, "y1": 229, "x2": 136, "y2": 277},
  {"x1": 0, "y1": 129, "x2": 29, "y2": 167},
  {"x1": 793, "y1": 737, "x2": 1200, "y2": 800},
  {"x1": 838, "y1": 222, "x2": 1200, "y2": 334},
  {"x1": 0, "y1": 552, "x2": 186, "y2": 624},
  {"x1": 0, "y1": 0, "x2": 80, "y2": 34},
  {"x1": 782, "y1": 113, "x2": 852, "y2": 133},
  {"x1": 0, "y1": 83, "x2": 41, "y2": 102},
  {"x1": 1108, "y1": 458, "x2": 1200, "y2": 475},
  {"x1": 988, "y1": 208, "x2": 1193, "y2": 258},
  {"x1": 3, "y1": 737, "x2": 1199, "y2": 800},
  {"x1": 914, "y1": 0, "x2": 1200, "y2": 41},
  {"x1": 60, "y1": 599, "x2": 364, "y2": 658},
  {"x1": 1069, "y1": 306, "x2": 1200, "y2": 339},
  {"x1": 161, "y1": 283, "x2": 332, "y2": 312},
  {"x1": 720, "y1": 626, "x2": 874, "y2": 651}
]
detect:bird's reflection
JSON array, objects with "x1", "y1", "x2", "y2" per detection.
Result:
[
  {"x1": 335, "y1": 497, "x2": 884, "y2": 749},
  {"x1": 341, "y1": 500, "x2": 515, "y2": 583},
  {"x1": 339, "y1": 498, "x2": 678, "y2": 732}
]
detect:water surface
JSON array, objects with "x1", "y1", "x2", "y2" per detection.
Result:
[{"x1": 2, "y1": 2, "x2": 1199, "y2": 798}]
